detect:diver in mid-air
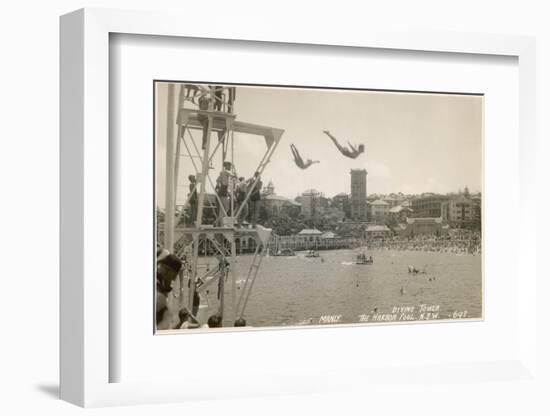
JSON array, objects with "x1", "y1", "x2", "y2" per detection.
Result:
[
  {"x1": 290, "y1": 144, "x2": 320, "y2": 170},
  {"x1": 323, "y1": 130, "x2": 365, "y2": 159}
]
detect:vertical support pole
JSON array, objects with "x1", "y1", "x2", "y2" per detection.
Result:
[
  {"x1": 173, "y1": 85, "x2": 184, "y2": 227},
  {"x1": 164, "y1": 84, "x2": 176, "y2": 251},
  {"x1": 230, "y1": 128, "x2": 235, "y2": 228},
  {"x1": 219, "y1": 262, "x2": 226, "y2": 322},
  {"x1": 189, "y1": 97, "x2": 214, "y2": 313},
  {"x1": 189, "y1": 232, "x2": 199, "y2": 310},
  {"x1": 231, "y1": 236, "x2": 237, "y2": 324},
  {"x1": 195, "y1": 102, "x2": 213, "y2": 227}
]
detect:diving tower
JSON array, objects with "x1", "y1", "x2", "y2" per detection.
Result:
[{"x1": 161, "y1": 84, "x2": 284, "y2": 327}]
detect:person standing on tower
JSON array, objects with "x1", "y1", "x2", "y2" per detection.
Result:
[
  {"x1": 247, "y1": 172, "x2": 263, "y2": 228},
  {"x1": 216, "y1": 161, "x2": 237, "y2": 224},
  {"x1": 197, "y1": 90, "x2": 213, "y2": 150},
  {"x1": 235, "y1": 176, "x2": 249, "y2": 227}
]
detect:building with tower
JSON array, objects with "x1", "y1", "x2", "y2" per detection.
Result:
[
  {"x1": 261, "y1": 181, "x2": 301, "y2": 217},
  {"x1": 300, "y1": 189, "x2": 322, "y2": 219},
  {"x1": 333, "y1": 192, "x2": 351, "y2": 219},
  {"x1": 350, "y1": 169, "x2": 368, "y2": 220}
]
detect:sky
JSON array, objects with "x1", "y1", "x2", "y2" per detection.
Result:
[{"x1": 156, "y1": 83, "x2": 482, "y2": 207}]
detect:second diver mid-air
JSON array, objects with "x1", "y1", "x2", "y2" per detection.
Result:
[
  {"x1": 290, "y1": 144, "x2": 320, "y2": 170},
  {"x1": 323, "y1": 130, "x2": 365, "y2": 159}
]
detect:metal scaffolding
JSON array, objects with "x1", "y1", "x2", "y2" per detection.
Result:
[{"x1": 161, "y1": 84, "x2": 284, "y2": 327}]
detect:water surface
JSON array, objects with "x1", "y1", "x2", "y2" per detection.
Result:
[{"x1": 224, "y1": 248, "x2": 482, "y2": 327}]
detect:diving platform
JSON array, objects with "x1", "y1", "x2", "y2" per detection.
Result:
[{"x1": 177, "y1": 108, "x2": 284, "y2": 147}]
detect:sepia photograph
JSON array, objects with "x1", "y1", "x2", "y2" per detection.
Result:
[{"x1": 155, "y1": 82, "x2": 483, "y2": 332}]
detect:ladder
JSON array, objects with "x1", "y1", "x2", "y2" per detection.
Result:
[{"x1": 235, "y1": 242, "x2": 268, "y2": 320}]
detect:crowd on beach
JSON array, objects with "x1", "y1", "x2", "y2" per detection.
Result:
[{"x1": 367, "y1": 230, "x2": 481, "y2": 255}]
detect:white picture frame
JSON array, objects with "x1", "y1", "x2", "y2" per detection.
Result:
[{"x1": 60, "y1": 8, "x2": 538, "y2": 408}]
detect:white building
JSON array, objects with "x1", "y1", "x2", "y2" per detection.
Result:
[
  {"x1": 389, "y1": 205, "x2": 414, "y2": 221},
  {"x1": 370, "y1": 199, "x2": 390, "y2": 219},
  {"x1": 441, "y1": 195, "x2": 477, "y2": 225},
  {"x1": 296, "y1": 228, "x2": 323, "y2": 243},
  {"x1": 365, "y1": 224, "x2": 391, "y2": 239}
]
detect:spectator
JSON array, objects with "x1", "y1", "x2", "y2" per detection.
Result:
[
  {"x1": 216, "y1": 161, "x2": 236, "y2": 223},
  {"x1": 207, "y1": 313, "x2": 223, "y2": 328},
  {"x1": 197, "y1": 92, "x2": 213, "y2": 149},
  {"x1": 235, "y1": 176, "x2": 248, "y2": 226},
  {"x1": 156, "y1": 254, "x2": 183, "y2": 329},
  {"x1": 247, "y1": 172, "x2": 262, "y2": 228}
]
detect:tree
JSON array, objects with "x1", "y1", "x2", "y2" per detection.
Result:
[
  {"x1": 384, "y1": 216, "x2": 398, "y2": 228},
  {"x1": 259, "y1": 205, "x2": 269, "y2": 223}
]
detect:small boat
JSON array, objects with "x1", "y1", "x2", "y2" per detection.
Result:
[
  {"x1": 272, "y1": 248, "x2": 296, "y2": 256},
  {"x1": 305, "y1": 250, "x2": 320, "y2": 258},
  {"x1": 355, "y1": 252, "x2": 373, "y2": 265}
]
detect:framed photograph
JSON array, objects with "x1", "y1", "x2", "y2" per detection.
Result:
[
  {"x1": 153, "y1": 81, "x2": 483, "y2": 333},
  {"x1": 60, "y1": 8, "x2": 538, "y2": 408}
]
